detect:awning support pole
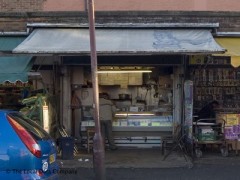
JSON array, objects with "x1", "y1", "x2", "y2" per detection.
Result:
[{"x1": 87, "y1": 0, "x2": 106, "y2": 180}]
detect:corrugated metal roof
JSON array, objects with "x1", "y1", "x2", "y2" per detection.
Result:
[{"x1": 13, "y1": 28, "x2": 225, "y2": 55}]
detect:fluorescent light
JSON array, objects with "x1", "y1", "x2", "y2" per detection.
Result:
[
  {"x1": 97, "y1": 70, "x2": 152, "y2": 74},
  {"x1": 115, "y1": 113, "x2": 155, "y2": 116}
]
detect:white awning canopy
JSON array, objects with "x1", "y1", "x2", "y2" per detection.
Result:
[{"x1": 13, "y1": 28, "x2": 225, "y2": 55}]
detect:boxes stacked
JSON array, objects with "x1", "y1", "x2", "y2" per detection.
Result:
[
  {"x1": 216, "y1": 113, "x2": 240, "y2": 140},
  {"x1": 216, "y1": 113, "x2": 240, "y2": 150}
]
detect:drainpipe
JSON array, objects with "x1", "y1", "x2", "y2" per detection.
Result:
[{"x1": 87, "y1": 0, "x2": 106, "y2": 180}]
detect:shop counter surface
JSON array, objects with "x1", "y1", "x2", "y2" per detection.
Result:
[
  {"x1": 112, "y1": 126, "x2": 172, "y2": 132},
  {"x1": 112, "y1": 130, "x2": 172, "y2": 137},
  {"x1": 113, "y1": 126, "x2": 172, "y2": 137},
  {"x1": 82, "y1": 126, "x2": 173, "y2": 137}
]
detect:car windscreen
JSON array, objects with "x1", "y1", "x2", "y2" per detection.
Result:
[{"x1": 7, "y1": 112, "x2": 52, "y2": 140}]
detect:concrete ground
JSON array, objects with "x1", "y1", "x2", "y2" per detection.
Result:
[
  {"x1": 57, "y1": 146, "x2": 240, "y2": 169},
  {"x1": 58, "y1": 147, "x2": 192, "y2": 169},
  {"x1": 57, "y1": 148, "x2": 240, "y2": 180},
  {"x1": 57, "y1": 147, "x2": 240, "y2": 180}
]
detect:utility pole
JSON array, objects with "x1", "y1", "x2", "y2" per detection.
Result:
[{"x1": 87, "y1": 0, "x2": 106, "y2": 179}]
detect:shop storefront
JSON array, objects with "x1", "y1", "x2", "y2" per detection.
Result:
[
  {"x1": 65, "y1": 57, "x2": 182, "y2": 148},
  {"x1": 0, "y1": 35, "x2": 34, "y2": 110},
  {"x1": 214, "y1": 36, "x2": 240, "y2": 154},
  {"x1": 187, "y1": 35, "x2": 240, "y2": 155},
  {"x1": 11, "y1": 23, "x2": 225, "y2": 149}
]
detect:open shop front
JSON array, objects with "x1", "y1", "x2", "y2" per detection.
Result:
[
  {"x1": 0, "y1": 35, "x2": 62, "y2": 139},
  {"x1": 64, "y1": 56, "x2": 182, "y2": 150},
  {"x1": 12, "y1": 24, "x2": 225, "y2": 158},
  {"x1": 0, "y1": 35, "x2": 34, "y2": 110},
  {"x1": 186, "y1": 36, "x2": 240, "y2": 157}
]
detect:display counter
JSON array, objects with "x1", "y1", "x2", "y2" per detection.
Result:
[
  {"x1": 113, "y1": 112, "x2": 172, "y2": 136},
  {"x1": 81, "y1": 111, "x2": 173, "y2": 137}
]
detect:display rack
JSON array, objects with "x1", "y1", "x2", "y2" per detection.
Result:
[
  {"x1": 189, "y1": 66, "x2": 240, "y2": 112},
  {"x1": 0, "y1": 81, "x2": 32, "y2": 109}
]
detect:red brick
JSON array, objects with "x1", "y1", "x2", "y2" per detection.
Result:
[{"x1": 43, "y1": 0, "x2": 240, "y2": 12}]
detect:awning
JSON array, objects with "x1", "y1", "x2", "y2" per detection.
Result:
[
  {"x1": 215, "y1": 37, "x2": 240, "y2": 56},
  {"x1": 215, "y1": 37, "x2": 240, "y2": 67},
  {"x1": 13, "y1": 28, "x2": 225, "y2": 55},
  {"x1": 0, "y1": 36, "x2": 33, "y2": 83}
]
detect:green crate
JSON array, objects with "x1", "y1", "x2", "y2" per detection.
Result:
[{"x1": 197, "y1": 132, "x2": 217, "y2": 141}]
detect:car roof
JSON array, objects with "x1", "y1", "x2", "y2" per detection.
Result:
[{"x1": 0, "y1": 109, "x2": 17, "y2": 113}]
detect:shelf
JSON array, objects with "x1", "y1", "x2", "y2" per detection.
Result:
[
  {"x1": 112, "y1": 99, "x2": 132, "y2": 101},
  {"x1": 81, "y1": 125, "x2": 172, "y2": 132},
  {"x1": 112, "y1": 126, "x2": 172, "y2": 132},
  {"x1": 158, "y1": 88, "x2": 173, "y2": 90},
  {"x1": 195, "y1": 86, "x2": 240, "y2": 88},
  {"x1": 0, "y1": 85, "x2": 31, "y2": 88},
  {"x1": 0, "y1": 93, "x2": 21, "y2": 95},
  {"x1": 190, "y1": 67, "x2": 240, "y2": 113}
]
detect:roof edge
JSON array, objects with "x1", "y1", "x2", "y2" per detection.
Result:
[
  {"x1": 26, "y1": 23, "x2": 219, "y2": 29},
  {"x1": 214, "y1": 32, "x2": 240, "y2": 37}
]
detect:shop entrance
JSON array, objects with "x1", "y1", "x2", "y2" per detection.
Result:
[{"x1": 10, "y1": 23, "x2": 225, "y2": 165}]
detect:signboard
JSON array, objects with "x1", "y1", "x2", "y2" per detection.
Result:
[{"x1": 189, "y1": 55, "x2": 230, "y2": 65}]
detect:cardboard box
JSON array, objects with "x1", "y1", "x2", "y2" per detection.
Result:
[
  {"x1": 216, "y1": 113, "x2": 227, "y2": 123},
  {"x1": 226, "y1": 114, "x2": 239, "y2": 126},
  {"x1": 216, "y1": 113, "x2": 240, "y2": 125},
  {"x1": 227, "y1": 140, "x2": 240, "y2": 150}
]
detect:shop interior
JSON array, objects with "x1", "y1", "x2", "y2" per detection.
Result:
[
  {"x1": 73, "y1": 64, "x2": 176, "y2": 149},
  {"x1": 2, "y1": 53, "x2": 240, "y2": 157},
  {"x1": 68, "y1": 54, "x2": 240, "y2": 156}
]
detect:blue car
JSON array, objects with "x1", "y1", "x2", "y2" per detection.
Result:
[{"x1": 0, "y1": 110, "x2": 59, "y2": 180}]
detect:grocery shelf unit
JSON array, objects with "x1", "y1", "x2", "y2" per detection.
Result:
[
  {"x1": 189, "y1": 56, "x2": 240, "y2": 155},
  {"x1": 0, "y1": 81, "x2": 32, "y2": 110},
  {"x1": 189, "y1": 56, "x2": 240, "y2": 113}
]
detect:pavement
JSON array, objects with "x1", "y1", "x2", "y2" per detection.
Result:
[
  {"x1": 57, "y1": 147, "x2": 240, "y2": 170},
  {"x1": 57, "y1": 147, "x2": 192, "y2": 170},
  {"x1": 57, "y1": 147, "x2": 240, "y2": 180}
]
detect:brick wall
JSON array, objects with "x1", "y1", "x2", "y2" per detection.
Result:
[
  {"x1": 0, "y1": 11, "x2": 240, "y2": 32},
  {"x1": 1, "y1": 0, "x2": 240, "y2": 12},
  {"x1": 42, "y1": 0, "x2": 240, "y2": 12},
  {"x1": 43, "y1": 0, "x2": 85, "y2": 11},
  {"x1": 0, "y1": 18, "x2": 26, "y2": 31},
  {"x1": 0, "y1": 0, "x2": 240, "y2": 33},
  {"x1": 0, "y1": 0, "x2": 45, "y2": 12}
]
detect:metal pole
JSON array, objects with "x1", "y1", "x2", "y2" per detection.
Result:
[{"x1": 87, "y1": 0, "x2": 106, "y2": 180}]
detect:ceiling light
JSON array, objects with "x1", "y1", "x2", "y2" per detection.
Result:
[{"x1": 115, "y1": 112, "x2": 155, "y2": 116}]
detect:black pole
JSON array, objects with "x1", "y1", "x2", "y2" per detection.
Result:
[{"x1": 87, "y1": 0, "x2": 106, "y2": 180}]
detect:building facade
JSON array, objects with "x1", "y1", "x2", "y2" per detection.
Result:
[
  {"x1": 1, "y1": 0, "x2": 240, "y2": 139},
  {"x1": 0, "y1": 0, "x2": 240, "y2": 32}
]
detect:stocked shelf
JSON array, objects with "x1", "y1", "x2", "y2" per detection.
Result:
[
  {"x1": 0, "y1": 82, "x2": 32, "y2": 109},
  {"x1": 190, "y1": 67, "x2": 240, "y2": 111}
]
